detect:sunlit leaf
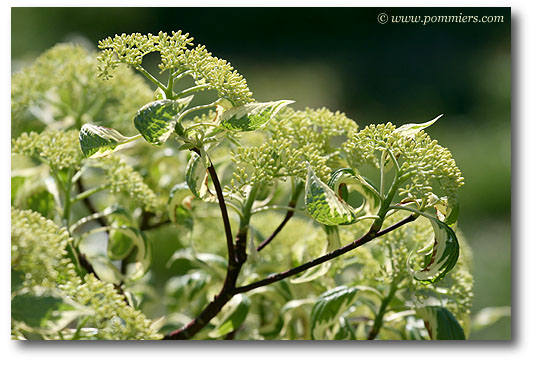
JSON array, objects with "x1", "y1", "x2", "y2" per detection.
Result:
[
  {"x1": 186, "y1": 151, "x2": 216, "y2": 202},
  {"x1": 88, "y1": 255, "x2": 124, "y2": 284},
  {"x1": 305, "y1": 166, "x2": 356, "y2": 226},
  {"x1": 395, "y1": 114, "x2": 443, "y2": 138},
  {"x1": 435, "y1": 196, "x2": 460, "y2": 226},
  {"x1": 328, "y1": 168, "x2": 381, "y2": 216},
  {"x1": 416, "y1": 306, "x2": 465, "y2": 340},
  {"x1": 209, "y1": 294, "x2": 251, "y2": 338},
  {"x1": 220, "y1": 100, "x2": 294, "y2": 131},
  {"x1": 310, "y1": 286, "x2": 359, "y2": 340},
  {"x1": 79, "y1": 123, "x2": 139, "y2": 158},
  {"x1": 134, "y1": 96, "x2": 193, "y2": 145},
  {"x1": 413, "y1": 218, "x2": 460, "y2": 284}
]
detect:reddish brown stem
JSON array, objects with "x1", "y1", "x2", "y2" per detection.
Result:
[
  {"x1": 164, "y1": 148, "x2": 241, "y2": 340},
  {"x1": 257, "y1": 182, "x2": 303, "y2": 252},
  {"x1": 164, "y1": 231, "x2": 248, "y2": 340},
  {"x1": 234, "y1": 215, "x2": 416, "y2": 294}
]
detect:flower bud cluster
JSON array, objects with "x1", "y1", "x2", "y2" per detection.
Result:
[
  {"x1": 344, "y1": 123, "x2": 464, "y2": 203},
  {"x1": 100, "y1": 156, "x2": 160, "y2": 212},
  {"x1": 98, "y1": 31, "x2": 254, "y2": 105},
  {"x1": 11, "y1": 208, "x2": 161, "y2": 340},
  {"x1": 12, "y1": 130, "x2": 82, "y2": 171}
]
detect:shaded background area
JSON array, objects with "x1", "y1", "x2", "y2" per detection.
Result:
[{"x1": 11, "y1": 7, "x2": 511, "y2": 339}]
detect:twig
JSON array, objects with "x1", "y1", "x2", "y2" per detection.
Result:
[
  {"x1": 164, "y1": 148, "x2": 241, "y2": 340},
  {"x1": 257, "y1": 182, "x2": 303, "y2": 252},
  {"x1": 193, "y1": 148, "x2": 236, "y2": 266},
  {"x1": 234, "y1": 215, "x2": 416, "y2": 294}
]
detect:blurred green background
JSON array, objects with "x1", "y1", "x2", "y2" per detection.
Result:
[{"x1": 11, "y1": 7, "x2": 511, "y2": 339}]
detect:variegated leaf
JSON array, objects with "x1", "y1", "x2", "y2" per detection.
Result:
[
  {"x1": 220, "y1": 100, "x2": 294, "y2": 131},
  {"x1": 305, "y1": 166, "x2": 356, "y2": 226},
  {"x1": 107, "y1": 226, "x2": 144, "y2": 262},
  {"x1": 334, "y1": 316, "x2": 357, "y2": 340},
  {"x1": 134, "y1": 96, "x2": 193, "y2": 145},
  {"x1": 413, "y1": 218, "x2": 460, "y2": 284},
  {"x1": 310, "y1": 286, "x2": 359, "y2": 340},
  {"x1": 291, "y1": 225, "x2": 340, "y2": 284},
  {"x1": 79, "y1": 124, "x2": 139, "y2": 158},
  {"x1": 167, "y1": 182, "x2": 193, "y2": 227},
  {"x1": 186, "y1": 151, "x2": 216, "y2": 202},
  {"x1": 416, "y1": 306, "x2": 465, "y2": 340},
  {"x1": 208, "y1": 294, "x2": 251, "y2": 338},
  {"x1": 435, "y1": 196, "x2": 460, "y2": 226},
  {"x1": 328, "y1": 168, "x2": 381, "y2": 216}
]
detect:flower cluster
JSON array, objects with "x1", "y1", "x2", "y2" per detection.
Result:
[
  {"x1": 11, "y1": 208, "x2": 162, "y2": 340},
  {"x1": 227, "y1": 107, "x2": 358, "y2": 193},
  {"x1": 11, "y1": 43, "x2": 153, "y2": 135},
  {"x1": 12, "y1": 129, "x2": 82, "y2": 171},
  {"x1": 228, "y1": 137, "x2": 305, "y2": 194},
  {"x1": 99, "y1": 156, "x2": 160, "y2": 212},
  {"x1": 11, "y1": 208, "x2": 75, "y2": 288},
  {"x1": 344, "y1": 123, "x2": 464, "y2": 203},
  {"x1": 98, "y1": 31, "x2": 254, "y2": 105}
]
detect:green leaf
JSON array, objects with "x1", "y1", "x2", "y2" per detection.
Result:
[
  {"x1": 310, "y1": 286, "x2": 359, "y2": 340},
  {"x1": 186, "y1": 151, "x2": 216, "y2": 202},
  {"x1": 334, "y1": 316, "x2": 357, "y2": 340},
  {"x1": 219, "y1": 100, "x2": 294, "y2": 131},
  {"x1": 11, "y1": 287, "x2": 93, "y2": 334},
  {"x1": 167, "y1": 182, "x2": 194, "y2": 227},
  {"x1": 291, "y1": 225, "x2": 340, "y2": 284},
  {"x1": 11, "y1": 269, "x2": 25, "y2": 293},
  {"x1": 165, "y1": 272, "x2": 209, "y2": 301},
  {"x1": 328, "y1": 168, "x2": 381, "y2": 216},
  {"x1": 107, "y1": 226, "x2": 143, "y2": 261},
  {"x1": 134, "y1": 96, "x2": 193, "y2": 145},
  {"x1": 123, "y1": 230, "x2": 152, "y2": 281},
  {"x1": 11, "y1": 176, "x2": 25, "y2": 206},
  {"x1": 79, "y1": 123, "x2": 139, "y2": 158},
  {"x1": 88, "y1": 255, "x2": 124, "y2": 284},
  {"x1": 395, "y1": 114, "x2": 443, "y2": 138},
  {"x1": 26, "y1": 189, "x2": 56, "y2": 220},
  {"x1": 305, "y1": 166, "x2": 356, "y2": 226},
  {"x1": 413, "y1": 218, "x2": 460, "y2": 284},
  {"x1": 416, "y1": 306, "x2": 465, "y2": 340},
  {"x1": 166, "y1": 249, "x2": 227, "y2": 278},
  {"x1": 278, "y1": 299, "x2": 314, "y2": 338},
  {"x1": 209, "y1": 294, "x2": 251, "y2": 338}
]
